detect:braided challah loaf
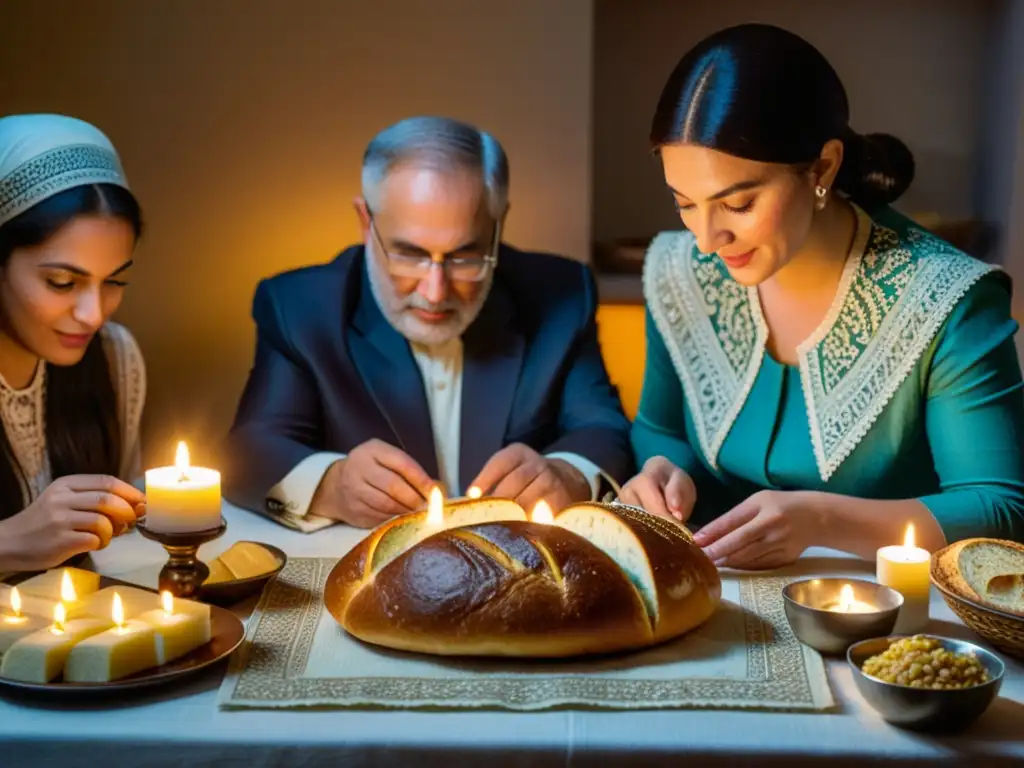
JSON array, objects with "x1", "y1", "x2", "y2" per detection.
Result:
[{"x1": 324, "y1": 499, "x2": 722, "y2": 657}]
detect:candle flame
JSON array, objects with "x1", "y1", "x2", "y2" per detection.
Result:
[
  {"x1": 467, "y1": 486, "x2": 482, "y2": 499},
  {"x1": 162, "y1": 590, "x2": 173, "y2": 616},
  {"x1": 838, "y1": 584, "x2": 854, "y2": 613},
  {"x1": 903, "y1": 523, "x2": 915, "y2": 549},
  {"x1": 175, "y1": 440, "x2": 191, "y2": 480},
  {"x1": 426, "y1": 486, "x2": 444, "y2": 527},
  {"x1": 60, "y1": 570, "x2": 76, "y2": 603},
  {"x1": 531, "y1": 500, "x2": 554, "y2": 524},
  {"x1": 10, "y1": 587, "x2": 20, "y2": 616},
  {"x1": 53, "y1": 602, "x2": 66, "y2": 633},
  {"x1": 112, "y1": 592, "x2": 124, "y2": 628}
]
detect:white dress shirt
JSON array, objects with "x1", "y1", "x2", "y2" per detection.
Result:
[{"x1": 264, "y1": 337, "x2": 611, "y2": 531}]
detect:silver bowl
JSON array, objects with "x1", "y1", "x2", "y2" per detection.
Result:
[
  {"x1": 783, "y1": 578, "x2": 903, "y2": 655},
  {"x1": 847, "y1": 635, "x2": 1005, "y2": 731}
]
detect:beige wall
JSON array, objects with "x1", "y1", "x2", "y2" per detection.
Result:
[
  {"x1": 0, "y1": 0, "x2": 593, "y2": 468},
  {"x1": 593, "y1": 0, "x2": 998, "y2": 244}
]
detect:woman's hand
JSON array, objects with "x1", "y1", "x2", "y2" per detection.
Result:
[
  {"x1": 0, "y1": 475, "x2": 145, "y2": 572},
  {"x1": 618, "y1": 456, "x2": 697, "y2": 522},
  {"x1": 693, "y1": 490, "x2": 822, "y2": 569}
]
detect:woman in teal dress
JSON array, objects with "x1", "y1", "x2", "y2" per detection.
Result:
[{"x1": 620, "y1": 23, "x2": 1024, "y2": 568}]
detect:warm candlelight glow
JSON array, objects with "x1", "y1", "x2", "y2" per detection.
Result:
[
  {"x1": 838, "y1": 584, "x2": 854, "y2": 613},
  {"x1": 884, "y1": 523, "x2": 929, "y2": 563},
  {"x1": 60, "y1": 570, "x2": 76, "y2": 603},
  {"x1": 112, "y1": 592, "x2": 125, "y2": 629},
  {"x1": 467, "y1": 486, "x2": 482, "y2": 499},
  {"x1": 52, "y1": 603, "x2": 66, "y2": 634},
  {"x1": 162, "y1": 591, "x2": 174, "y2": 616},
  {"x1": 175, "y1": 440, "x2": 191, "y2": 480},
  {"x1": 427, "y1": 486, "x2": 444, "y2": 527},
  {"x1": 3, "y1": 587, "x2": 25, "y2": 625},
  {"x1": 822, "y1": 583, "x2": 876, "y2": 614},
  {"x1": 531, "y1": 500, "x2": 554, "y2": 524}
]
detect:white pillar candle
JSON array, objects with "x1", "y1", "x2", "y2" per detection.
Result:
[
  {"x1": 877, "y1": 523, "x2": 931, "y2": 634},
  {"x1": 144, "y1": 442, "x2": 222, "y2": 534}
]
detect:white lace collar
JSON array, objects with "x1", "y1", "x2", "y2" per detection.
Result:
[
  {"x1": 0, "y1": 358, "x2": 43, "y2": 395},
  {"x1": 644, "y1": 205, "x2": 996, "y2": 481}
]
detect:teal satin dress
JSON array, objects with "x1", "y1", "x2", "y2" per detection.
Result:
[{"x1": 631, "y1": 204, "x2": 1024, "y2": 543}]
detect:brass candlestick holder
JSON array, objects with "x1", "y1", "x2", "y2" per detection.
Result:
[{"x1": 136, "y1": 519, "x2": 227, "y2": 599}]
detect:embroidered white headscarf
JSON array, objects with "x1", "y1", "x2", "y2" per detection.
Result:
[{"x1": 0, "y1": 114, "x2": 130, "y2": 228}]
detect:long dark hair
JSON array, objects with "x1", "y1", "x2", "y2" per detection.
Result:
[
  {"x1": 650, "y1": 23, "x2": 915, "y2": 210},
  {"x1": 0, "y1": 184, "x2": 142, "y2": 520}
]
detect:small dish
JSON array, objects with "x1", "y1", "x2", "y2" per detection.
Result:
[
  {"x1": 197, "y1": 541, "x2": 287, "y2": 607},
  {"x1": 847, "y1": 634, "x2": 1004, "y2": 731},
  {"x1": 782, "y1": 578, "x2": 903, "y2": 655}
]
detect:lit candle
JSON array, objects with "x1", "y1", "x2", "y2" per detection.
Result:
[
  {"x1": 144, "y1": 441, "x2": 222, "y2": 533},
  {"x1": 51, "y1": 603, "x2": 66, "y2": 635},
  {"x1": 63, "y1": 591, "x2": 159, "y2": 682},
  {"x1": 466, "y1": 486, "x2": 483, "y2": 499},
  {"x1": 426, "y1": 486, "x2": 445, "y2": 527},
  {"x1": 531, "y1": 500, "x2": 554, "y2": 524},
  {"x1": 0, "y1": 587, "x2": 50, "y2": 653},
  {"x1": 823, "y1": 583, "x2": 877, "y2": 614},
  {"x1": 877, "y1": 523, "x2": 931, "y2": 633},
  {"x1": 11, "y1": 567, "x2": 99, "y2": 610},
  {"x1": 112, "y1": 592, "x2": 127, "y2": 634},
  {"x1": 4, "y1": 587, "x2": 24, "y2": 624},
  {"x1": 135, "y1": 591, "x2": 212, "y2": 666},
  {"x1": 60, "y1": 570, "x2": 76, "y2": 604},
  {"x1": 2, "y1": 604, "x2": 111, "y2": 682},
  {"x1": 1, "y1": 575, "x2": 89, "y2": 622}
]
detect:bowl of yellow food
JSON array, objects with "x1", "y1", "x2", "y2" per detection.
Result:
[
  {"x1": 847, "y1": 634, "x2": 1004, "y2": 731},
  {"x1": 198, "y1": 541, "x2": 287, "y2": 606}
]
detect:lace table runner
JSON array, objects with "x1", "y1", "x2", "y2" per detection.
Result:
[{"x1": 217, "y1": 558, "x2": 835, "y2": 712}]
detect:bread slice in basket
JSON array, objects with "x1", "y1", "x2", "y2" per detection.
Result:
[
  {"x1": 324, "y1": 499, "x2": 721, "y2": 657},
  {"x1": 935, "y1": 538, "x2": 1024, "y2": 617}
]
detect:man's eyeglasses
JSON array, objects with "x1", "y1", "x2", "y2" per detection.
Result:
[{"x1": 366, "y1": 207, "x2": 500, "y2": 283}]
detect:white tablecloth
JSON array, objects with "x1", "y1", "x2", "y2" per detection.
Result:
[{"x1": 1, "y1": 502, "x2": 1022, "y2": 767}]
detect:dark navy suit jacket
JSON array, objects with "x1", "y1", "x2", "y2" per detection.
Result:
[{"x1": 222, "y1": 243, "x2": 634, "y2": 515}]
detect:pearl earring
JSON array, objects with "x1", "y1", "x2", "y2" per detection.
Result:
[{"x1": 815, "y1": 185, "x2": 828, "y2": 211}]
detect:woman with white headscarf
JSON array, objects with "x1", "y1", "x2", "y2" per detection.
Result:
[{"x1": 0, "y1": 114, "x2": 147, "y2": 573}]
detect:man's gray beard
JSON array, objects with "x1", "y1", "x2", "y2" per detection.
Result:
[{"x1": 366, "y1": 248, "x2": 492, "y2": 347}]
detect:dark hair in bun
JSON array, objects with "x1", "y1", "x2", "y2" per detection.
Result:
[
  {"x1": 650, "y1": 23, "x2": 915, "y2": 210},
  {"x1": 834, "y1": 131, "x2": 916, "y2": 210}
]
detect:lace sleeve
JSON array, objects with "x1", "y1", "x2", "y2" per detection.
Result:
[{"x1": 100, "y1": 322, "x2": 147, "y2": 484}]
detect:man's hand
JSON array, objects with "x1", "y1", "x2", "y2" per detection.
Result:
[
  {"x1": 470, "y1": 443, "x2": 591, "y2": 514},
  {"x1": 309, "y1": 439, "x2": 435, "y2": 528},
  {"x1": 618, "y1": 456, "x2": 696, "y2": 523}
]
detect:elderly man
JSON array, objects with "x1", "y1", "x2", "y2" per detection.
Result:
[{"x1": 223, "y1": 116, "x2": 632, "y2": 531}]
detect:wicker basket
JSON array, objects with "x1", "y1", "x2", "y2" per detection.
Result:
[{"x1": 931, "y1": 556, "x2": 1024, "y2": 660}]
